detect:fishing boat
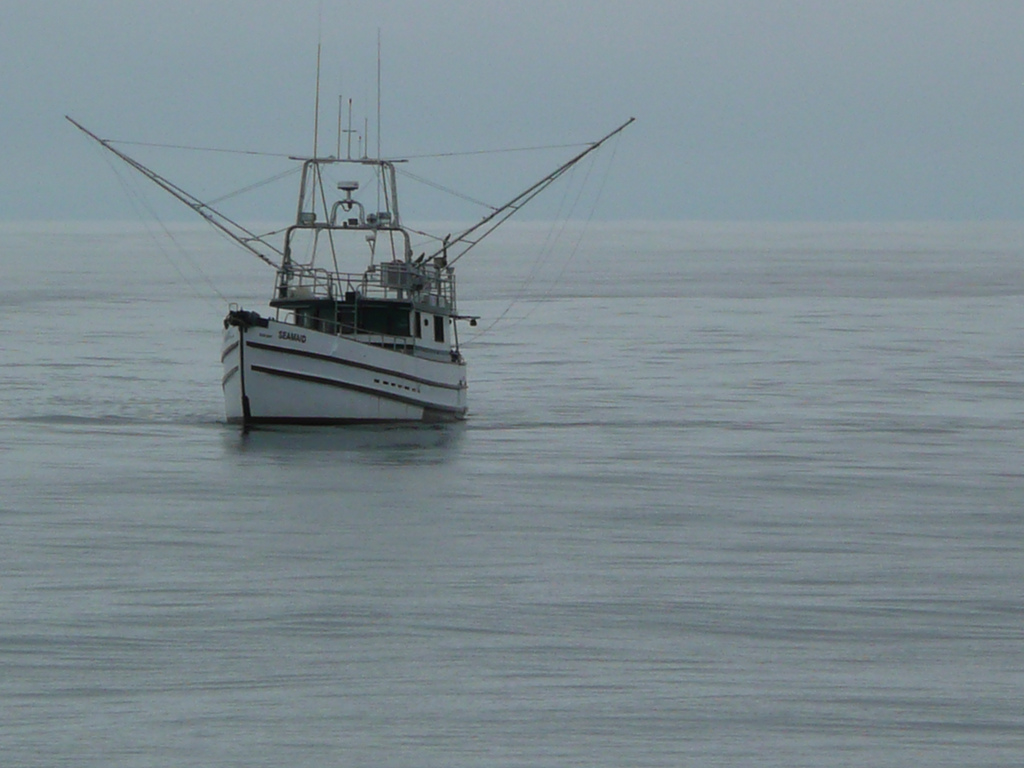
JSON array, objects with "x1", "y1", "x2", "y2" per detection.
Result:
[{"x1": 67, "y1": 115, "x2": 633, "y2": 426}]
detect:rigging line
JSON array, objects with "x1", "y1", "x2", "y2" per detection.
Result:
[
  {"x1": 96, "y1": 144, "x2": 228, "y2": 306},
  {"x1": 252, "y1": 225, "x2": 291, "y2": 241},
  {"x1": 444, "y1": 172, "x2": 571, "y2": 268},
  {"x1": 518, "y1": 160, "x2": 586, "y2": 290},
  {"x1": 68, "y1": 117, "x2": 283, "y2": 269},
  {"x1": 464, "y1": 160, "x2": 589, "y2": 342},
  {"x1": 106, "y1": 139, "x2": 294, "y2": 158},
  {"x1": 404, "y1": 226, "x2": 446, "y2": 244},
  {"x1": 404, "y1": 142, "x2": 589, "y2": 160},
  {"x1": 466, "y1": 134, "x2": 621, "y2": 344},
  {"x1": 488, "y1": 163, "x2": 581, "y2": 323},
  {"x1": 440, "y1": 118, "x2": 633, "y2": 267},
  {"x1": 502, "y1": 131, "x2": 622, "y2": 331},
  {"x1": 396, "y1": 168, "x2": 497, "y2": 210},
  {"x1": 207, "y1": 166, "x2": 301, "y2": 206},
  {"x1": 504, "y1": 159, "x2": 604, "y2": 330}
]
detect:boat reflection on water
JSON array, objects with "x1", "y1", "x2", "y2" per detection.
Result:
[{"x1": 223, "y1": 421, "x2": 466, "y2": 464}]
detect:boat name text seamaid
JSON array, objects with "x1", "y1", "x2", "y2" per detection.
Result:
[{"x1": 279, "y1": 331, "x2": 307, "y2": 343}]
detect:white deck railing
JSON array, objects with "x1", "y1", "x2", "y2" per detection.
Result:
[{"x1": 278, "y1": 261, "x2": 456, "y2": 308}]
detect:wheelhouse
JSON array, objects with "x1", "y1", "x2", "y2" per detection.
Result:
[{"x1": 268, "y1": 156, "x2": 462, "y2": 359}]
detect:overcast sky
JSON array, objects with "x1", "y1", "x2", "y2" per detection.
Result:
[{"x1": 3, "y1": 0, "x2": 1024, "y2": 222}]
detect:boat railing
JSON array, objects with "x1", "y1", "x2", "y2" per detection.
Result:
[{"x1": 280, "y1": 262, "x2": 456, "y2": 307}]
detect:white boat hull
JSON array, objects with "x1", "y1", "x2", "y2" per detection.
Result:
[{"x1": 221, "y1": 316, "x2": 467, "y2": 425}]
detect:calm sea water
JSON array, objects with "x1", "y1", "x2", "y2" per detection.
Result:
[{"x1": 2, "y1": 221, "x2": 1022, "y2": 767}]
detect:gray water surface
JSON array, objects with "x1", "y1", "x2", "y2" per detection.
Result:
[{"x1": 2, "y1": 222, "x2": 1022, "y2": 766}]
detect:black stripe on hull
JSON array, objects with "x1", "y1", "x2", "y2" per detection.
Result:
[
  {"x1": 249, "y1": 364, "x2": 467, "y2": 416},
  {"x1": 245, "y1": 340, "x2": 465, "y2": 391},
  {"x1": 220, "y1": 340, "x2": 240, "y2": 363}
]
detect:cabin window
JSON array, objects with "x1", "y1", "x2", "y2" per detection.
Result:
[
  {"x1": 336, "y1": 302, "x2": 411, "y2": 337},
  {"x1": 414, "y1": 311, "x2": 422, "y2": 339},
  {"x1": 295, "y1": 309, "x2": 316, "y2": 330},
  {"x1": 434, "y1": 314, "x2": 445, "y2": 343}
]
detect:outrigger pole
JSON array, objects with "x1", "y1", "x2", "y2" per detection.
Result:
[
  {"x1": 439, "y1": 116, "x2": 635, "y2": 267},
  {"x1": 67, "y1": 115, "x2": 634, "y2": 271},
  {"x1": 66, "y1": 115, "x2": 283, "y2": 269}
]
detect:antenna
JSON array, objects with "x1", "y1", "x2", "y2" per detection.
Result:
[
  {"x1": 313, "y1": 42, "x2": 322, "y2": 159},
  {"x1": 347, "y1": 98, "x2": 354, "y2": 159},
  {"x1": 336, "y1": 94, "x2": 342, "y2": 158},
  {"x1": 376, "y1": 29, "x2": 382, "y2": 160},
  {"x1": 313, "y1": 1, "x2": 324, "y2": 158},
  {"x1": 376, "y1": 29, "x2": 383, "y2": 215}
]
